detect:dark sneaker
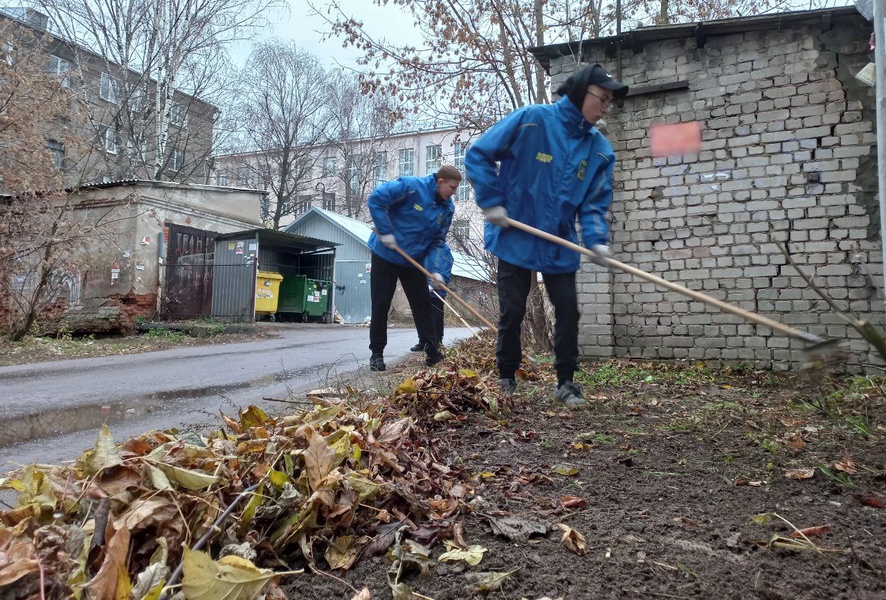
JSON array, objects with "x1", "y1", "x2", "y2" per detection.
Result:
[
  {"x1": 498, "y1": 378, "x2": 517, "y2": 394},
  {"x1": 555, "y1": 381, "x2": 588, "y2": 407},
  {"x1": 410, "y1": 342, "x2": 425, "y2": 352},
  {"x1": 426, "y1": 347, "x2": 445, "y2": 367},
  {"x1": 369, "y1": 353, "x2": 386, "y2": 372}
]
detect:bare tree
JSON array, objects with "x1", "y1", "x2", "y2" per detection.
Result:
[
  {"x1": 38, "y1": 0, "x2": 284, "y2": 182},
  {"x1": 0, "y1": 21, "x2": 117, "y2": 340},
  {"x1": 233, "y1": 41, "x2": 331, "y2": 230},
  {"x1": 324, "y1": 74, "x2": 402, "y2": 220}
]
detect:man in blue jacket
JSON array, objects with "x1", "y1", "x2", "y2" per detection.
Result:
[
  {"x1": 465, "y1": 63, "x2": 628, "y2": 407},
  {"x1": 411, "y1": 243, "x2": 454, "y2": 352},
  {"x1": 367, "y1": 164, "x2": 461, "y2": 371}
]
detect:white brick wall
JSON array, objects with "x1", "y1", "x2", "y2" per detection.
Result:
[{"x1": 553, "y1": 12, "x2": 882, "y2": 371}]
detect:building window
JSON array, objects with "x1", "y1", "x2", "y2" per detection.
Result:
[
  {"x1": 3, "y1": 41, "x2": 13, "y2": 66},
  {"x1": 453, "y1": 141, "x2": 471, "y2": 202},
  {"x1": 237, "y1": 166, "x2": 250, "y2": 186},
  {"x1": 298, "y1": 194, "x2": 313, "y2": 215},
  {"x1": 102, "y1": 126, "x2": 118, "y2": 154},
  {"x1": 48, "y1": 54, "x2": 71, "y2": 88},
  {"x1": 215, "y1": 169, "x2": 228, "y2": 186},
  {"x1": 170, "y1": 148, "x2": 184, "y2": 172},
  {"x1": 425, "y1": 144, "x2": 441, "y2": 174},
  {"x1": 323, "y1": 154, "x2": 336, "y2": 176},
  {"x1": 452, "y1": 219, "x2": 470, "y2": 241},
  {"x1": 399, "y1": 148, "x2": 414, "y2": 177},
  {"x1": 47, "y1": 140, "x2": 64, "y2": 169},
  {"x1": 322, "y1": 192, "x2": 336, "y2": 211},
  {"x1": 100, "y1": 72, "x2": 117, "y2": 103},
  {"x1": 372, "y1": 151, "x2": 387, "y2": 186},
  {"x1": 346, "y1": 154, "x2": 360, "y2": 195},
  {"x1": 170, "y1": 102, "x2": 187, "y2": 127}
]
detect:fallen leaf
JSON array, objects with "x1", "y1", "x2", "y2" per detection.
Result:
[
  {"x1": 561, "y1": 496, "x2": 587, "y2": 509},
  {"x1": 465, "y1": 570, "x2": 514, "y2": 592},
  {"x1": 181, "y1": 547, "x2": 299, "y2": 600},
  {"x1": 81, "y1": 425, "x2": 123, "y2": 475},
  {"x1": 784, "y1": 468, "x2": 815, "y2": 480},
  {"x1": 750, "y1": 513, "x2": 773, "y2": 526},
  {"x1": 834, "y1": 452, "x2": 857, "y2": 474},
  {"x1": 351, "y1": 588, "x2": 372, "y2": 600},
  {"x1": 485, "y1": 516, "x2": 547, "y2": 543},
  {"x1": 438, "y1": 543, "x2": 487, "y2": 566},
  {"x1": 83, "y1": 526, "x2": 131, "y2": 600},
  {"x1": 790, "y1": 525, "x2": 830, "y2": 538},
  {"x1": 556, "y1": 523, "x2": 588, "y2": 555},
  {"x1": 854, "y1": 494, "x2": 885, "y2": 509},
  {"x1": 552, "y1": 464, "x2": 579, "y2": 476}
]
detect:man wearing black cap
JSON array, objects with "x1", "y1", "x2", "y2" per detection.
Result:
[{"x1": 464, "y1": 63, "x2": 628, "y2": 407}]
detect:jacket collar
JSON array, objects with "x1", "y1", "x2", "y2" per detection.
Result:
[{"x1": 555, "y1": 96, "x2": 595, "y2": 138}]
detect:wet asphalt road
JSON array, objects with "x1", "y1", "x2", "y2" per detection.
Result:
[{"x1": 0, "y1": 324, "x2": 474, "y2": 472}]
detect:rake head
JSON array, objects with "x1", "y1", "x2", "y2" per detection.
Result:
[{"x1": 801, "y1": 339, "x2": 849, "y2": 371}]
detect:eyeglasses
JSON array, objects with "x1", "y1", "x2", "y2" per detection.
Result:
[{"x1": 586, "y1": 89, "x2": 613, "y2": 108}]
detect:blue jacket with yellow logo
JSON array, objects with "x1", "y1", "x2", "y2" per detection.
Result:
[
  {"x1": 367, "y1": 173, "x2": 455, "y2": 269},
  {"x1": 465, "y1": 96, "x2": 614, "y2": 274}
]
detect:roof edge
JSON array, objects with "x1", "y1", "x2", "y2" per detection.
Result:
[{"x1": 529, "y1": 6, "x2": 863, "y2": 73}]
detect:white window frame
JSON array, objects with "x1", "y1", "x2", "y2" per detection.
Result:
[
  {"x1": 237, "y1": 165, "x2": 250, "y2": 186},
  {"x1": 100, "y1": 72, "x2": 117, "y2": 103},
  {"x1": 4, "y1": 41, "x2": 14, "y2": 66},
  {"x1": 425, "y1": 144, "x2": 442, "y2": 174},
  {"x1": 323, "y1": 154, "x2": 336, "y2": 176},
  {"x1": 372, "y1": 151, "x2": 387, "y2": 186},
  {"x1": 170, "y1": 101, "x2": 187, "y2": 128},
  {"x1": 347, "y1": 154, "x2": 360, "y2": 195},
  {"x1": 399, "y1": 148, "x2": 414, "y2": 177},
  {"x1": 102, "y1": 126, "x2": 118, "y2": 154},
  {"x1": 453, "y1": 141, "x2": 470, "y2": 202},
  {"x1": 452, "y1": 219, "x2": 470, "y2": 241},
  {"x1": 216, "y1": 169, "x2": 228, "y2": 186},
  {"x1": 170, "y1": 148, "x2": 184, "y2": 172},
  {"x1": 48, "y1": 54, "x2": 71, "y2": 88}
]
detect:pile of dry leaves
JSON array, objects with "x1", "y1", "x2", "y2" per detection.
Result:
[{"x1": 0, "y1": 340, "x2": 545, "y2": 600}]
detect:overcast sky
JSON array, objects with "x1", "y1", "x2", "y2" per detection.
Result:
[{"x1": 229, "y1": 0, "x2": 420, "y2": 68}]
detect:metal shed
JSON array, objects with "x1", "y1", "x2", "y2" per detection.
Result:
[
  {"x1": 286, "y1": 208, "x2": 491, "y2": 324},
  {"x1": 211, "y1": 229, "x2": 337, "y2": 322}
]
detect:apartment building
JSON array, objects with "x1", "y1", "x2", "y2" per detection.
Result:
[
  {"x1": 0, "y1": 7, "x2": 216, "y2": 187},
  {"x1": 213, "y1": 126, "x2": 485, "y2": 245}
]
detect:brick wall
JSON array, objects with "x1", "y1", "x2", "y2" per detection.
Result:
[{"x1": 548, "y1": 10, "x2": 881, "y2": 370}]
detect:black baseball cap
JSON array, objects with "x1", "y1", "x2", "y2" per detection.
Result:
[{"x1": 555, "y1": 63, "x2": 629, "y2": 109}]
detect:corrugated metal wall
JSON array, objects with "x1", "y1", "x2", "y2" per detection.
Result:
[
  {"x1": 211, "y1": 235, "x2": 257, "y2": 320},
  {"x1": 287, "y1": 215, "x2": 373, "y2": 324}
]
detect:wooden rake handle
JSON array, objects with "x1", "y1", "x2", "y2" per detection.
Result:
[
  {"x1": 390, "y1": 245, "x2": 498, "y2": 333},
  {"x1": 504, "y1": 217, "x2": 825, "y2": 345}
]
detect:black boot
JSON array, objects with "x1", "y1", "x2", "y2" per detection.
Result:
[
  {"x1": 426, "y1": 345, "x2": 445, "y2": 367},
  {"x1": 410, "y1": 342, "x2": 425, "y2": 352},
  {"x1": 370, "y1": 353, "x2": 386, "y2": 371}
]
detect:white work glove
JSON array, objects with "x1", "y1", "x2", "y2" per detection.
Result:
[
  {"x1": 429, "y1": 273, "x2": 446, "y2": 289},
  {"x1": 482, "y1": 206, "x2": 509, "y2": 227},
  {"x1": 589, "y1": 244, "x2": 612, "y2": 266},
  {"x1": 379, "y1": 234, "x2": 398, "y2": 250}
]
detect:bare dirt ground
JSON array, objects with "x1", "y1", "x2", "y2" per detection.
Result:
[{"x1": 0, "y1": 335, "x2": 883, "y2": 600}]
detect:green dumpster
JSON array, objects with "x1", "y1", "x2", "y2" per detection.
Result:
[
  {"x1": 278, "y1": 275, "x2": 308, "y2": 315},
  {"x1": 304, "y1": 279, "x2": 330, "y2": 321}
]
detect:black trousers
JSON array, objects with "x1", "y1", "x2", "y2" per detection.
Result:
[
  {"x1": 496, "y1": 258, "x2": 579, "y2": 385},
  {"x1": 369, "y1": 252, "x2": 437, "y2": 355},
  {"x1": 418, "y1": 294, "x2": 445, "y2": 345}
]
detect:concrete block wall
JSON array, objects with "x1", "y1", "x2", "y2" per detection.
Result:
[{"x1": 554, "y1": 12, "x2": 882, "y2": 370}]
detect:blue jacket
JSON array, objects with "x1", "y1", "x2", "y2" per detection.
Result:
[
  {"x1": 425, "y1": 244, "x2": 453, "y2": 298},
  {"x1": 367, "y1": 174, "x2": 455, "y2": 268},
  {"x1": 465, "y1": 96, "x2": 614, "y2": 274}
]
